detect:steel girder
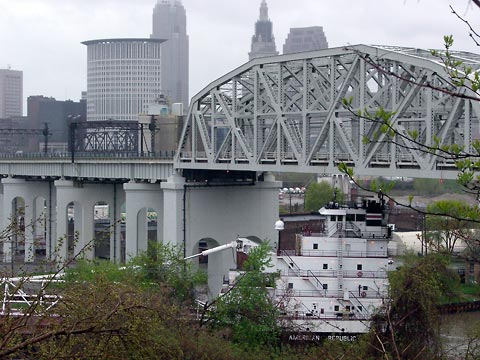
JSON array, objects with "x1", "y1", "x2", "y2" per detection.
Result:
[{"x1": 175, "y1": 44, "x2": 480, "y2": 179}]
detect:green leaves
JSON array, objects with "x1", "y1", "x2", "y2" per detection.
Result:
[
  {"x1": 304, "y1": 180, "x2": 342, "y2": 211},
  {"x1": 208, "y1": 243, "x2": 280, "y2": 348}
]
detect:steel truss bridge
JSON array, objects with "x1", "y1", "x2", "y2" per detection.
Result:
[{"x1": 175, "y1": 44, "x2": 480, "y2": 180}]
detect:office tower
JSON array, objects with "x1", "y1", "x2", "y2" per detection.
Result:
[
  {"x1": 249, "y1": 0, "x2": 278, "y2": 60},
  {"x1": 82, "y1": 38, "x2": 163, "y2": 122},
  {"x1": 0, "y1": 68, "x2": 23, "y2": 118},
  {"x1": 151, "y1": 0, "x2": 189, "y2": 111},
  {"x1": 283, "y1": 26, "x2": 329, "y2": 54}
]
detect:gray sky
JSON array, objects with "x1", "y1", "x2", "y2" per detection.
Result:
[{"x1": 0, "y1": 0, "x2": 479, "y2": 113}]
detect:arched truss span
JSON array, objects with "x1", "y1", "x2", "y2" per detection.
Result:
[{"x1": 175, "y1": 44, "x2": 480, "y2": 179}]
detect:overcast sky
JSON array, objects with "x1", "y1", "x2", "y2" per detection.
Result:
[{"x1": 0, "y1": 0, "x2": 479, "y2": 113}]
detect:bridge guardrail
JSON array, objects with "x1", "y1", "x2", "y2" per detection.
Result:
[{"x1": 0, "y1": 151, "x2": 176, "y2": 160}]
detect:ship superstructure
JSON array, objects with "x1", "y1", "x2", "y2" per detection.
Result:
[{"x1": 274, "y1": 198, "x2": 391, "y2": 335}]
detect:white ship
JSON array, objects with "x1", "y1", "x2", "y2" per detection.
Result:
[
  {"x1": 214, "y1": 197, "x2": 392, "y2": 340},
  {"x1": 273, "y1": 197, "x2": 391, "y2": 339}
]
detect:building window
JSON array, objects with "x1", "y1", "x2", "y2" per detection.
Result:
[{"x1": 313, "y1": 243, "x2": 318, "y2": 250}]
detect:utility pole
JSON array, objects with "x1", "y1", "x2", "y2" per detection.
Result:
[{"x1": 42, "y1": 123, "x2": 50, "y2": 154}]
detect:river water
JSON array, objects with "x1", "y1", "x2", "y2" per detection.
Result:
[{"x1": 441, "y1": 312, "x2": 480, "y2": 359}]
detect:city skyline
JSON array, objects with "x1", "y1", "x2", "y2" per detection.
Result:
[{"x1": 0, "y1": 0, "x2": 479, "y2": 115}]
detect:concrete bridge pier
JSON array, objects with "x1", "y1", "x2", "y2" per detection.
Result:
[
  {"x1": 1, "y1": 178, "x2": 52, "y2": 263},
  {"x1": 163, "y1": 172, "x2": 281, "y2": 297},
  {"x1": 55, "y1": 180, "x2": 117, "y2": 264},
  {"x1": 123, "y1": 182, "x2": 164, "y2": 260}
]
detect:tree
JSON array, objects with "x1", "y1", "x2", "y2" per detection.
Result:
[
  {"x1": 368, "y1": 254, "x2": 460, "y2": 360},
  {"x1": 304, "y1": 181, "x2": 337, "y2": 211},
  {"x1": 206, "y1": 242, "x2": 281, "y2": 348},
  {"x1": 426, "y1": 199, "x2": 479, "y2": 254}
]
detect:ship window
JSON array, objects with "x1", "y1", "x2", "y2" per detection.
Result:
[
  {"x1": 357, "y1": 306, "x2": 362, "y2": 312},
  {"x1": 288, "y1": 283, "x2": 293, "y2": 289},
  {"x1": 322, "y1": 284, "x2": 328, "y2": 290},
  {"x1": 313, "y1": 243, "x2": 318, "y2": 250},
  {"x1": 323, "y1": 264, "x2": 328, "y2": 270},
  {"x1": 320, "y1": 308, "x2": 324, "y2": 314},
  {"x1": 357, "y1": 264, "x2": 363, "y2": 270},
  {"x1": 330, "y1": 215, "x2": 336, "y2": 221},
  {"x1": 346, "y1": 214, "x2": 355, "y2": 221},
  {"x1": 334, "y1": 305, "x2": 339, "y2": 312},
  {"x1": 346, "y1": 306, "x2": 351, "y2": 312},
  {"x1": 337, "y1": 215, "x2": 343, "y2": 222},
  {"x1": 356, "y1": 214, "x2": 365, "y2": 221},
  {"x1": 363, "y1": 286, "x2": 368, "y2": 291}
]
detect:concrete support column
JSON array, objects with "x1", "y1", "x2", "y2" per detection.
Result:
[
  {"x1": 46, "y1": 181, "x2": 56, "y2": 260},
  {"x1": 54, "y1": 180, "x2": 75, "y2": 264},
  {"x1": 24, "y1": 203, "x2": 34, "y2": 262},
  {"x1": 1, "y1": 178, "x2": 51, "y2": 264},
  {"x1": 110, "y1": 183, "x2": 125, "y2": 263},
  {"x1": 55, "y1": 180, "x2": 116, "y2": 263},
  {"x1": 124, "y1": 182, "x2": 163, "y2": 261},
  {"x1": 161, "y1": 173, "x2": 185, "y2": 247},
  {"x1": 180, "y1": 173, "x2": 281, "y2": 297}
]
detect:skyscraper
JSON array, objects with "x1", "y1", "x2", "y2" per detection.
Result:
[
  {"x1": 82, "y1": 38, "x2": 163, "y2": 122},
  {"x1": 0, "y1": 68, "x2": 23, "y2": 118},
  {"x1": 248, "y1": 0, "x2": 278, "y2": 60},
  {"x1": 283, "y1": 27, "x2": 329, "y2": 54},
  {"x1": 151, "y1": 0, "x2": 189, "y2": 111}
]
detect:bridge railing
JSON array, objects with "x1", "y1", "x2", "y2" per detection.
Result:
[{"x1": 0, "y1": 151, "x2": 176, "y2": 160}]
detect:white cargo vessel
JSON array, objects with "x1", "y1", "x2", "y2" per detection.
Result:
[{"x1": 273, "y1": 198, "x2": 391, "y2": 338}]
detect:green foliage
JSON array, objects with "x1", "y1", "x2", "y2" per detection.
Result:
[
  {"x1": 208, "y1": 243, "x2": 281, "y2": 348},
  {"x1": 369, "y1": 254, "x2": 460, "y2": 359},
  {"x1": 131, "y1": 242, "x2": 207, "y2": 303},
  {"x1": 304, "y1": 181, "x2": 340, "y2": 211}
]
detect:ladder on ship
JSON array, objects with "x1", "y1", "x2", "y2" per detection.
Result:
[
  {"x1": 337, "y1": 222, "x2": 344, "y2": 298},
  {"x1": 280, "y1": 251, "x2": 326, "y2": 296}
]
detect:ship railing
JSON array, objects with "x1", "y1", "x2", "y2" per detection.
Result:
[
  {"x1": 278, "y1": 252, "x2": 327, "y2": 294},
  {"x1": 276, "y1": 289, "x2": 388, "y2": 299},
  {"x1": 348, "y1": 292, "x2": 371, "y2": 320},
  {"x1": 294, "y1": 250, "x2": 388, "y2": 258},
  {"x1": 345, "y1": 221, "x2": 362, "y2": 237},
  {"x1": 279, "y1": 251, "x2": 303, "y2": 275},
  {"x1": 327, "y1": 222, "x2": 340, "y2": 237},
  {"x1": 306, "y1": 270, "x2": 325, "y2": 293},
  {"x1": 279, "y1": 269, "x2": 387, "y2": 279},
  {"x1": 343, "y1": 270, "x2": 387, "y2": 278},
  {"x1": 302, "y1": 230, "x2": 390, "y2": 239},
  {"x1": 279, "y1": 309, "x2": 366, "y2": 321}
]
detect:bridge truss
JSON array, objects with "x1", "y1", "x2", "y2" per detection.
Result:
[{"x1": 175, "y1": 44, "x2": 480, "y2": 179}]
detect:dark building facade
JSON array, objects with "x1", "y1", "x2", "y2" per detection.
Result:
[
  {"x1": 27, "y1": 96, "x2": 86, "y2": 152},
  {"x1": 283, "y1": 26, "x2": 328, "y2": 54}
]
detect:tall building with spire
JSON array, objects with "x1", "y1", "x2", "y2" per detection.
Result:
[
  {"x1": 151, "y1": 0, "x2": 189, "y2": 111},
  {"x1": 248, "y1": 0, "x2": 278, "y2": 60}
]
